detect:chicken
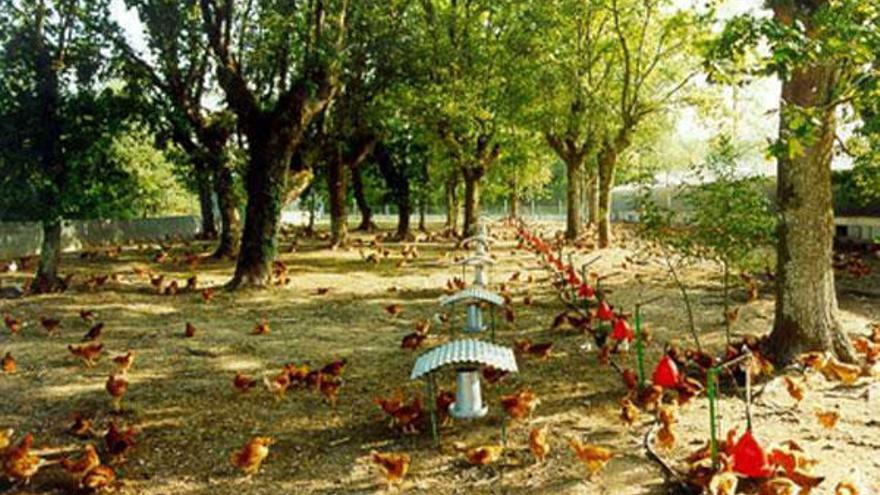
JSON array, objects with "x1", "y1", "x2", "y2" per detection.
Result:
[
  {"x1": 82, "y1": 464, "x2": 115, "y2": 491},
  {"x1": 500, "y1": 389, "x2": 540, "y2": 423},
  {"x1": 184, "y1": 322, "x2": 197, "y2": 338},
  {"x1": 414, "y1": 319, "x2": 431, "y2": 335},
  {"x1": 820, "y1": 358, "x2": 861, "y2": 385},
  {"x1": 815, "y1": 410, "x2": 839, "y2": 429},
  {"x1": 370, "y1": 451, "x2": 410, "y2": 486},
  {"x1": 69, "y1": 413, "x2": 93, "y2": 438},
  {"x1": 2, "y1": 352, "x2": 16, "y2": 374},
  {"x1": 375, "y1": 391, "x2": 405, "y2": 427},
  {"x1": 80, "y1": 309, "x2": 97, "y2": 322},
  {"x1": 384, "y1": 304, "x2": 403, "y2": 317},
  {"x1": 4, "y1": 313, "x2": 22, "y2": 335},
  {"x1": 482, "y1": 366, "x2": 509, "y2": 384},
  {"x1": 231, "y1": 437, "x2": 273, "y2": 476},
  {"x1": 620, "y1": 398, "x2": 640, "y2": 426},
  {"x1": 435, "y1": 389, "x2": 456, "y2": 427},
  {"x1": 252, "y1": 318, "x2": 270, "y2": 335},
  {"x1": 106, "y1": 374, "x2": 129, "y2": 412},
  {"x1": 104, "y1": 422, "x2": 137, "y2": 462},
  {"x1": 319, "y1": 375, "x2": 343, "y2": 406},
  {"x1": 83, "y1": 322, "x2": 104, "y2": 342},
  {"x1": 569, "y1": 439, "x2": 613, "y2": 478},
  {"x1": 112, "y1": 352, "x2": 135, "y2": 374},
  {"x1": 709, "y1": 471, "x2": 738, "y2": 495},
  {"x1": 201, "y1": 288, "x2": 215, "y2": 303},
  {"x1": 163, "y1": 280, "x2": 180, "y2": 296},
  {"x1": 316, "y1": 287, "x2": 330, "y2": 295},
  {"x1": 234, "y1": 372, "x2": 258, "y2": 393},
  {"x1": 529, "y1": 427, "x2": 550, "y2": 463},
  {"x1": 621, "y1": 368, "x2": 638, "y2": 391},
  {"x1": 783, "y1": 376, "x2": 804, "y2": 405},
  {"x1": 150, "y1": 274, "x2": 164, "y2": 291},
  {"x1": 401, "y1": 332, "x2": 427, "y2": 351},
  {"x1": 2, "y1": 433, "x2": 44, "y2": 484},
  {"x1": 61, "y1": 443, "x2": 101, "y2": 483},
  {"x1": 185, "y1": 275, "x2": 198, "y2": 290},
  {"x1": 392, "y1": 397, "x2": 423, "y2": 434},
  {"x1": 321, "y1": 358, "x2": 347, "y2": 377},
  {"x1": 464, "y1": 444, "x2": 504, "y2": 466},
  {"x1": 285, "y1": 363, "x2": 310, "y2": 384},
  {"x1": 263, "y1": 371, "x2": 291, "y2": 401},
  {"x1": 514, "y1": 339, "x2": 553, "y2": 359},
  {"x1": 40, "y1": 316, "x2": 61, "y2": 335},
  {"x1": 69, "y1": 343, "x2": 103, "y2": 368}
]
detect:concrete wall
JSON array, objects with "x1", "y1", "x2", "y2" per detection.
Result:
[{"x1": 0, "y1": 216, "x2": 202, "y2": 259}]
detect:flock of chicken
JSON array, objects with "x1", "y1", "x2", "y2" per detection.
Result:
[{"x1": 1, "y1": 221, "x2": 878, "y2": 493}]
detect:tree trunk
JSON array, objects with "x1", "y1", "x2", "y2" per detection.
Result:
[
  {"x1": 418, "y1": 195, "x2": 427, "y2": 232},
  {"x1": 212, "y1": 160, "x2": 240, "y2": 259},
  {"x1": 196, "y1": 166, "x2": 218, "y2": 239},
  {"x1": 445, "y1": 176, "x2": 459, "y2": 236},
  {"x1": 565, "y1": 157, "x2": 583, "y2": 240},
  {"x1": 508, "y1": 189, "x2": 520, "y2": 220},
  {"x1": 229, "y1": 139, "x2": 289, "y2": 288},
  {"x1": 352, "y1": 165, "x2": 375, "y2": 232},
  {"x1": 597, "y1": 147, "x2": 619, "y2": 248},
  {"x1": 586, "y1": 170, "x2": 599, "y2": 227},
  {"x1": 328, "y1": 153, "x2": 348, "y2": 246},
  {"x1": 462, "y1": 171, "x2": 481, "y2": 237},
  {"x1": 33, "y1": 220, "x2": 62, "y2": 293},
  {"x1": 765, "y1": 22, "x2": 856, "y2": 364}
]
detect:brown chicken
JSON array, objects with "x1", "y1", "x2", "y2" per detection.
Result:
[
  {"x1": 61, "y1": 443, "x2": 101, "y2": 484},
  {"x1": 375, "y1": 391, "x2": 405, "y2": 427},
  {"x1": 79, "y1": 309, "x2": 97, "y2": 322},
  {"x1": 2, "y1": 433, "x2": 44, "y2": 484},
  {"x1": 112, "y1": 352, "x2": 135, "y2": 374},
  {"x1": 82, "y1": 464, "x2": 115, "y2": 491},
  {"x1": 4, "y1": 313, "x2": 22, "y2": 335},
  {"x1": 414, "y1": 319, "x2": 431, "y2": 335},
  {"x1": 435, "y1": 389, "x2": 456, "y2": 427},
  {"x1": 263, "y1": 371, "x2": 291, "y2": 401},
  {"x1": 233, "y1": 372, "x2": 258, "y2": 393},
  {"x1": 656, "y1": 405, "x2": 677, "y2": 450},
  {"x1": 106, "y1": 374, "x2": 129, "y2": 412},
  {"x1": 569, "y1": 439, "x2": 613, "y2": 478},
  {"x1": 384, "y1": 304, "x2": 403, "y2": 317},
  {"x1": 620, "y1": 398, "x2": 640, "y2": 426},
  {"x1": 83, "y1": 322, "x2": 104, "y2": 342},
  {"x1": 371, "y1": 451, "x2": 411, "y2": 486},
  {"x1": 285, "y1": 363, "x2": 310, "y2": 384},
  {"x1": 201, "y1": 288, "x2": 215, "y2": 303},
  {"x1": 529, "y1": 427, "x2": 550, "y2": 463},
  {"x1": 500, "y1": 389, "x2": 540, "y2": 423},
  {"x1": 104, "y1": 422, "x2": 137, "y2": 462},
  {"x1": 321, "y1": 358, "x2": 348, "y2": 377},
  {"x1": 69, "y1": 343, "x2": 104, "y2": 368},
  {"x1": 150, "y1": 274, "x2": 164, "y2": 291},
  {"x1": 184, "y1": 322, "x2": 197, "y2": 338},
  {"x1": 163, "y1": 280, "x2": 180, "y2": 296},
  {"x1": 392, "y1": 397, "x2": 423, "y2": 434},
  {"x1": 621, "y1": 368, "x2": 638, "y2": 391},
  {"x1": 319, "y1": 376, "x2": 343, "y2": 406},
  {"x1": 783, "y1": 376, "x2": 804, "y2": 405},
  {"x1": 40, "y1": 316, "x2": 61, "y2": 335},
  {"x1": 401, "y1": 332, "x2": 427, "y2": 351},
  {"x1": 69, "y1": 413, "x2": 94, "y2": 438},
  {"x1": 482, "y1": 366, "x2": 510, "y2": 384},
  {"x1": 2, "y1": 352, "x2": 16, "y2": 374},
  {"x1": 231, "y1": 437, "x2": 273, "y2": 477},
  {"x1": 185, "y1": 275, "x2": 198, "y2": 290},
  {"x1": 252, "y1": 318, "x2": 270, "y2": 335},
  {"x1": 815, "y1": 410, "x2": 840, "y2": 429},
  {"x1": 464, "y1": 444, "x2": 504, "y2": 466}
]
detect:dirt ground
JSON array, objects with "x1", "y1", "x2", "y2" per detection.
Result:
[{"x1": 1, "y1": 220, "x2": 878, "y2": 494}]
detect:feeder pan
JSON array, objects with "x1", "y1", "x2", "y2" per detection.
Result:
[
  {"x1": 440, "y1": 287, "x2": 505, "y2": 307},
  {"x1": 411, "y1": 339, "x2": 518, "y2": 419}
]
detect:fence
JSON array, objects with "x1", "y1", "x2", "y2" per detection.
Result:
[{"x1": 0, "y1": 216, "x2": 202, "y2": 259}]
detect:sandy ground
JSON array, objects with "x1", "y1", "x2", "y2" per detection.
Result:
[{"x1": 0, "y1": 220, "x2": 878, "y2": 494}]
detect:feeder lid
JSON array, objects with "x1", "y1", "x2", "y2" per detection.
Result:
[
  {"x1": 440, "y1": 287, "x2": 505, "y2": 307},
  {"x1": 454, "y1": 255, "x2": 496, "y2": 267},
  {"x1": 410, "y1": 339, "x2": 518, "y2": 380}
]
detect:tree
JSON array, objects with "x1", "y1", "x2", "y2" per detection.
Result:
[
  {"x1": 198, "y1": 0, "x2": 348, "y2": 287},
  {"x1": 0, "y1": 0, "x2": 117, "y2": 291},
  {"x1": 708, "y1": 0, "x2": 879, "y2": 363},
  {"x1": 110, "y1": 0, "x2": 241, "y2": 258}
]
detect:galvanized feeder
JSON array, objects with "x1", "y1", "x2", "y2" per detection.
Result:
[{"x1": 411, "y1": 224, "x2": 518, "y2": 438}]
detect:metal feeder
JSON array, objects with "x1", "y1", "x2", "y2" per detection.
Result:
[
  {"x1": 411, "y1": 339, "x2": 518, "y2": 419},
  {"x1": 411, "y1": 223, "x2": 518, "y2": 436}
]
